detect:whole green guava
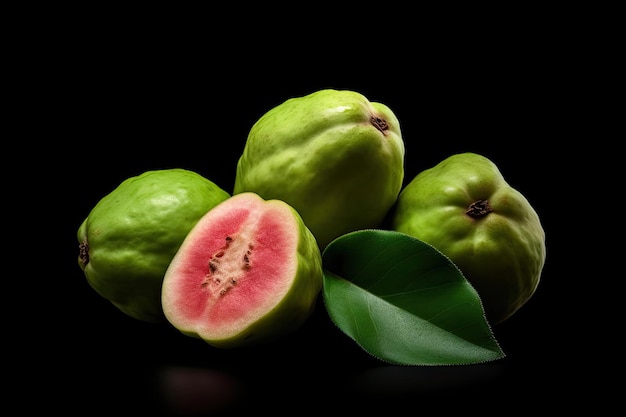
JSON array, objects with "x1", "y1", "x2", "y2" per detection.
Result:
[
  {"x1": 77, "y1": 169, "x2": 231, "y2": 323},
  {"x1": 233, "y1": 89, "x2": 405, "y2": 249},
  {"x1": 391, "y1": 152, "x2": 546, "y2": 325}
]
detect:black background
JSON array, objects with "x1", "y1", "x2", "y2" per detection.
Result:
[{"x1": 23, "y1": 22, "x2": 599, "y2": 415}]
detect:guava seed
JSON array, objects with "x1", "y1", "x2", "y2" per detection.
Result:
[{"x1": 204, "y1": 235, "x2": 255, "y2": 297}]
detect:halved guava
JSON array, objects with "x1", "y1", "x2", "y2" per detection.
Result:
[
  {"x1": 161, "y1": 192, "x2": 323, "y2": 348},
  {"x1": 77, "y1": 169, "x2": 231, "y2": 323}
]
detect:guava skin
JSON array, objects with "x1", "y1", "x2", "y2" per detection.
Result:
[
  {"x1": 391, "y1": 153, "x2": 546, "y2": 325},
  {"x1": 77, "y1": 169, "x2": 231, "y2": 323},
  {"x1": 233, "y1": 89, "x2": 405, "y2": 249}
]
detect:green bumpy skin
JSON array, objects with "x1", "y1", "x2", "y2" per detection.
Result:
[
  {"x1": 233, "y1": 89, "x2": 405, "y2": 249},
  {"x1": 77, "y1": 169, "x2": 231, "y2": 323},
  {"x1": 392, "y1": 153, "x2": 546, "y2": 325}
]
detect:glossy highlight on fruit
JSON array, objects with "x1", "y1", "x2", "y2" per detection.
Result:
[
  {"x1": 77, "y1": 169, "x2": 231, "y2": 323},
  {"x1": 161, "y1": 192, "x2": 323, "y2": 348},
  {"x1": 233, "y1": 89, "x2": 405, "y2": 249},
  {"x1": 392, "y1": 152, "x2": 546, "y2": 324}
]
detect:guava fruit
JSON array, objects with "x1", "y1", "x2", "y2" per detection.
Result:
[
  {"x1": 161, "y1": 192, "x2": 323, "y2": 349},
  {"x1": 391, "y1": 152, "x2": 546, "y2": 325},
  {"x1": 233, "y1": 89, "x2": 405, "y2": 249},
  {"x1": 77, "y1": 169, "x2": 231, "y2": 323}
]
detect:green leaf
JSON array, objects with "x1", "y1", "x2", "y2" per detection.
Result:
[{"x1": 321, "y1": 229, "x2": 505, "y2": 366}]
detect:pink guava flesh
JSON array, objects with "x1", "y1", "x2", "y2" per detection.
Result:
[{"x1": 162, "y1": 193, "x2": 299, "y2": 341}]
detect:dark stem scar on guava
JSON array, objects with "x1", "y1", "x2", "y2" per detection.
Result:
[
  {"x1": 79, "y1": 240, "x2": 89, "y2": 265},
  {"x1": 465, "y1": 199, "x2": 493, "y2": 218},
  {"x1": 370, "y1": 116, "x2": 389, "y2": 134}
]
